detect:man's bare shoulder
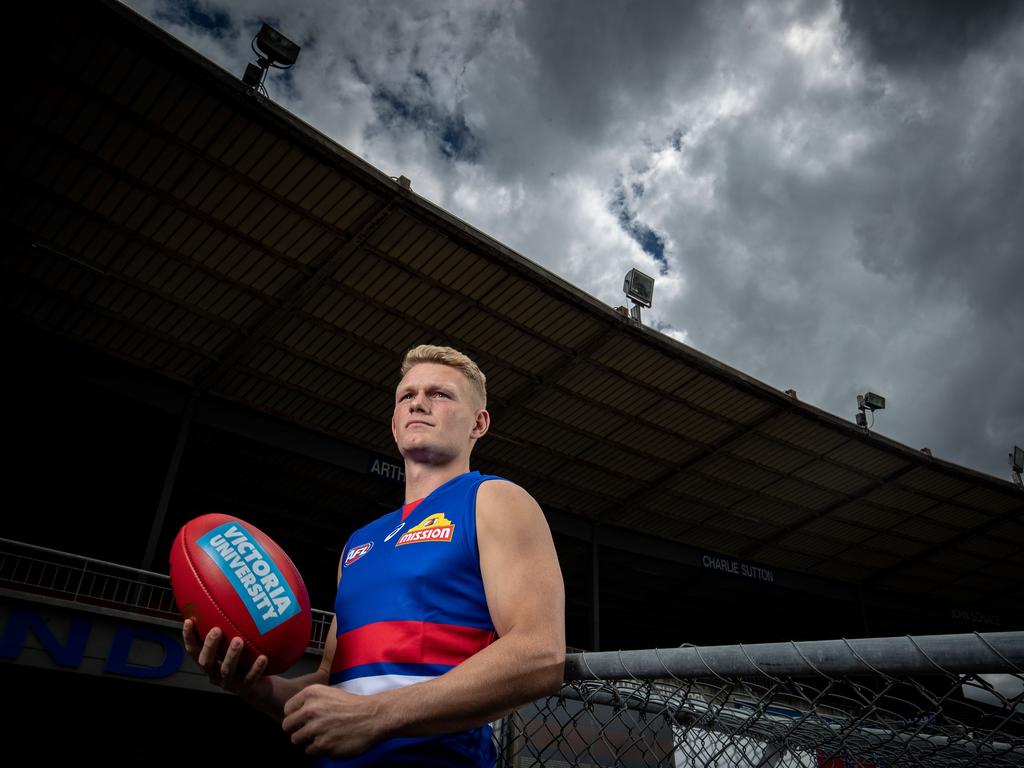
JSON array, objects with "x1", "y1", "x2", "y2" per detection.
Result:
[
  {"x1": 477, "y1": 478, "x2": 539, "y2": 508},
  {"x1": 476, "y1": 479, "x2": 547, "y2": 529}
]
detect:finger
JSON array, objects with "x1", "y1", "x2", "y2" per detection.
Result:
[
  {"x1": 243, "y1": 654, "x2": 268, "y2": 687},
  {"x1": 220, "y1": 636, "x2": 244, "y2": 681},
  {"x1": 182, "y1": 620, "x2": 198, "y2": 655},
  {"x1": 182, "y1": 619, "x2": 207, "y2": 659},
  {"x1": 281, "y1": 709, "x2": 301, "y2": 734},
  {"x1": 197, "y1": 627, "x2": 223, "y2": 670},
  {"x1": 282, "y1": 689, "x2": 305, "y2": 718},
  {"x1": 290, "y1": 721, "x2": 314, "y2": 747}
]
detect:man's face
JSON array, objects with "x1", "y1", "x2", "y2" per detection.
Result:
[{"x1": 391, "y1": 363, "x2": 486, "y2": 465}]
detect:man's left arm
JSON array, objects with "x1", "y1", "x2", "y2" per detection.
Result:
[{"x1": 282, "y1": 480, "x2": 566, "y2": 756}]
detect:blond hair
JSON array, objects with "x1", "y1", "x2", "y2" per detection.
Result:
[{"x1": 400, "y1": 345, "x2": 487, "y2": 409}]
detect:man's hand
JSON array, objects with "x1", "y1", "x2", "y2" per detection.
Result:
[
  {"x1": 182, "y1": 619, "x2": 270, "y2": 694},
  {"x1": 282, "y1": 685, "x2": 384, "y2": 757}
]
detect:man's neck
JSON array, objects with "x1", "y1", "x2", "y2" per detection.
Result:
[{"x1": 403, "y1": 460, "x2": 471, "y2": 504}]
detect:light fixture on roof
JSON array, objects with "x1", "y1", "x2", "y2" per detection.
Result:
[
  {"x1": 855, "y1": 391, "x2": 885, "y2": 431},
  {"x1": 242, "y1": 23, "x2": 300, "y2": 97},
  {"x1": 1011, "y1": 445, "x2": 1023, "y2": 489},
  {"x1": 622, "y1": 268, "x2": 654, "y2": 328}
]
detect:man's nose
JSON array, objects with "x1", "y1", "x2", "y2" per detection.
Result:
[{"x1": 408, "y1": 391, "x2": 428, "y2": 410}]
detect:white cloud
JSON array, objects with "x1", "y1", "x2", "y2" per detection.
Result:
[{"x1": 123, "y1": 0, "x2": 1024, "y2": 480}]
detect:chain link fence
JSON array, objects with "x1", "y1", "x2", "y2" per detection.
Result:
[{"x1": 497, "y1": 633, "x2": 1024, "y2": 768}]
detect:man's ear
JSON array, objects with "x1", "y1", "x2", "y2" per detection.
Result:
[{"x1": 471, "y1": 409, "x2": 490, "y2": 440}]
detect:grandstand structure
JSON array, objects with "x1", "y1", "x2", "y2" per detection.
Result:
[{"x1": 2, "y1": 0, "x2": 1022, "y2": 761}]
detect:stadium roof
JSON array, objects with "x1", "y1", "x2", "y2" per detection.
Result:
[{"x1": 4, "y1": 0, "x2": 1022, "y2": 619}]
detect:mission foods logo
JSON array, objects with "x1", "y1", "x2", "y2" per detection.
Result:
[
  {"x1": 396, "y1": 513, "x2": 454, "y2": 546},
  {"x1": 197, "y1": 523, "x2": 300, "y2": 634}
]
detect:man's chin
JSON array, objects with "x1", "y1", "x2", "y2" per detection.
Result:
[{"x1": 402, "y1": 447, "x2": 457, "y2": 465}]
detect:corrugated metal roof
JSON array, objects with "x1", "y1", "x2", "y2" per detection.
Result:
[{"x1": 3, "y1": 0, "x2": 1021, "y2": 619}]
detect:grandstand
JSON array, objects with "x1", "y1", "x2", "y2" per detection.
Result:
[{"x1": 2, "y1": 1, "x2": 1021, "y2": 762}]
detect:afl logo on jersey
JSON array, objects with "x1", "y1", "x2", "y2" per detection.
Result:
[
  {"x1": 396, "y1": 512, "x2": 455, "y2": 546},
  {"x1": 344, "y1": 541, "x2": 373, "y2": 567}
]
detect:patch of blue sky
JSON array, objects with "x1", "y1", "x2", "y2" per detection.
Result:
[
  {"x1": 610, "y1": 182, "x2": 669, "y2": 275},
  {"x1": 372, "y1": 88, "x2": 480, "y2": 162},
  {"x1": 671, "y1": 128, "x2": 685, "y2": 152},
  {"x1": 158, "y1": 0, "x2": 232, "y2": 36},
  {"x1": 439, "y1": 116, "x2": 478, "y2": 161}
]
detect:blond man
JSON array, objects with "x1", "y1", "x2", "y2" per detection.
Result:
[{"x1": 185, "y1": 345, "x2": 566, "y2": 765}]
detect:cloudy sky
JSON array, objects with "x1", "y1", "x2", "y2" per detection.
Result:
[{"x1": 124, "y1": 0, "x2": 1023, "y2": 481}]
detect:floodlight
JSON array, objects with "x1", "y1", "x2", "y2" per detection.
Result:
[
  {"x1": 855, "y1": 391, "x2": 885, "y2": 431},
  {"x1": 863, "y1": 392, "x2": 886, "y2": 411},
  {"x1": 255, "y1": 23, "x2": 300, "y2": 67},
  {"x1": 623, "y1": 268, "x2": 654, "y2": 309},
  {"x1": 1012, "y1": 446, "x2": 1024, "y2": 474},
  {"x1": 241, "y1": 23, "x2": 300, "y2": 95}
]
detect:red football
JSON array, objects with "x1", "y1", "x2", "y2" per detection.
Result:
[{"x1": 170, "y1": 513, "x2": 312, "y2": 675}]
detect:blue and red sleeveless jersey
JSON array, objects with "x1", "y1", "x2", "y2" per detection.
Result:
[{"x1": 319, "y1": 471, "x2": 502, "y2": 767}]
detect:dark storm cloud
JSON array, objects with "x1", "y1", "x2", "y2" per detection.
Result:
[
  {"x1": 852, "y1": 94, "x2": 1024, "y2": 310},
  {"x1": 833, "y1": 1, "x2": 1024, "y2": 471},
  {"x1": 510, "y1": 0, "x2": 719, "y2": 139},
  {"x1": 126, "y1": 0, "x2": 1024, "y2": 479},
  {"x1": 840, "y1": 0, "x2": 1020, "y2": 71},
  {"x1": 851, "y1": 70, "x2": 1024, "y2": 470},
  {"x1": 490, "y1": 0, "x2": 1024, "y2": 477},
  {"x1": 650, "y1": 2, "x2": 1024, "y2": 475}
]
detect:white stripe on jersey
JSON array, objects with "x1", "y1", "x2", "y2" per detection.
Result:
[{"x1": 337, "y1": 673, "x2": 439, "y2": 696}]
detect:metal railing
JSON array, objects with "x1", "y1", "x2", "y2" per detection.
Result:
[
  {"x1": 0, "y1": 537, "x2": 333, "y2": 650},
  {"x1": 498, "y1": 633, "x2": 1024, "y2": 768}
]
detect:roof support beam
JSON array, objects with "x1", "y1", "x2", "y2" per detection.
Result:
[
  {"x1": 862, "y1": 500, "x2": 1024, "y2": 589},
  {"x1": 191, "y1": 196, "x2": 397, "y2": 394},
  {"x1": 737, "y1": 462, "x2": 916, "y2": 556},
  {"x1": 594, "y1": 405, "x2": 788, "y2": 523}
]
